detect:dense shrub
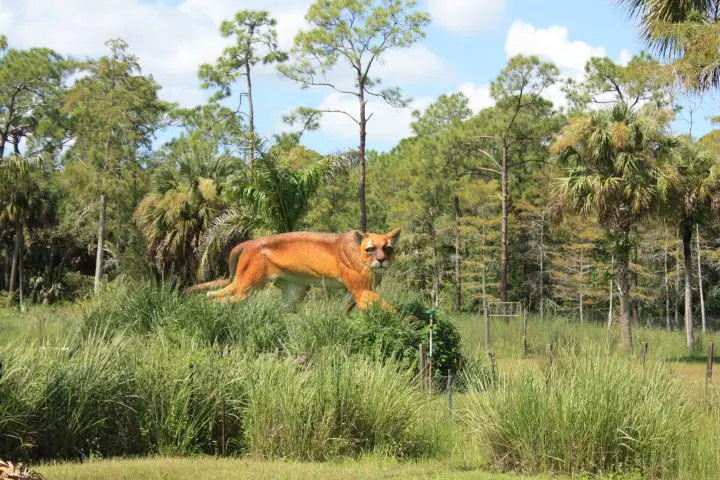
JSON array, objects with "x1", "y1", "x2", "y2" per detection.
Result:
[
  {"x1": 462, "y1": 348, "x2": 692, "y2": 477},
  {"x1": 80, "y1": 281, "x2": 466, "y2": 388}
]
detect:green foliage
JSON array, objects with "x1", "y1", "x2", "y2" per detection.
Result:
[
  {"x1": 463, "y1": 348, "x2": 692, "y2": 476},
  {"x1": 79, "y1": 279, "x2": 465, "y2": 384},
  {"x1": 0, "y1": 37, "x2": 71, "y2": 156},
  {"x1": 134, "y1": 151, "x2": 242, "y2": 282},
  {"x1": 198, "y1": 11, "x2": 286, "y2": 103},
  {"x1": 618, "y1": 0, "x2": 720, "y2": 90}
]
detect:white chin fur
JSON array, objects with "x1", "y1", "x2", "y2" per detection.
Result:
[{"x1": 371, "y1": 260, "x2": 391, "y2": 270}]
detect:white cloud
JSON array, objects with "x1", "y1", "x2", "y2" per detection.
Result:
[
  {"x1": 459, "y1": 82, "x2": 494, "y2": 112},
  {"x1": 375, "y1": 44, "x2": 449, "y2": 82},
  {"x1": 505, "y1": 20, "x2": 607, "y2": 78},
  {"x1": 427, "y1": 0, "x2": 506, "y2": 36},
  {"x1": 618, "y1": 48, "x2": 633, "y2": 67},
  {"x1": 312, "y1": 92, "x2": 433, "y2": 143},
  {"x1": 0, "y1": 0, "x2": 312, "y2": 108},
  {"x1": 501, "y1": 20, "x2": 637, "y2": 108}
]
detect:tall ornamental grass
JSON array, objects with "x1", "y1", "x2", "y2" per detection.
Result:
[
  {"x1": 462, "y1": 348, "x2": 692, "y2": 477},
  {"x1": 0, "y1": 333, "x2": 440, "y2": 461}
]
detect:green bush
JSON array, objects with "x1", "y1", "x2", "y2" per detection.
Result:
[
  {"x1": 462, "y1": 348, "x2": 692, "y2": 476},
  {"x1": 80, "y1": 281, "x2": 466, "y2": 391}
]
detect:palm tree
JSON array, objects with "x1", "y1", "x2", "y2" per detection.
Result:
[
  {"x1": 0, "y1": 154, "x2": 55, "y2": 306},
  {"x1": 199, "y1": 147, "x2": 351, "y2": 277},
  {"x1": 551, "y1": 103, "x2": 680, "y2": 351},
  {"x1": 662, "y1": 139, "x2": 720, "y2": 353},
  {"x1": 134, "y1": 151, "x2": 239, "y2": 282},
  {"x1": 617, "y1": 0, "x2": 720, "y2": 89}
]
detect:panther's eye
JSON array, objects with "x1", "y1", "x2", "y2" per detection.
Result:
[
  {"x1": 384, "y1": 246, "x2": 394, "y2": 253},
  {"x1": 365, "y1": 246, "x2": 376, "y2": 253}
]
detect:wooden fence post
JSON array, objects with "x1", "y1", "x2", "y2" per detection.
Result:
[
  {"x1": 640, "y1": 342, "x2": 648, "y2": 367},
  {"x1": 220, "y1": 397, "x2": 226, "y2": 456},
  {"x1": 522, "y1": 307, "x2": 528, "y2": 358},
  {"x1": 484, "y1": 301, "x2": 490, "y2": 350},
  {"x1": 419, "y1": 343, "x2": 426, "y2": 391},
  {"x1": 546, "y1": 344, "x2": 554, "y2": 364},
  {"x1": 429, "y1": 314, "x2": 434, "y2": 389},
  {"x1": 707, "y1": 342, "x2": 714, "y2": 391},
  {"x1": 487, "y1": 350, "x2": 497, "y2": 383},
  {"x1": 447, "y1": 369, "x2": 453, "y2": 411}
]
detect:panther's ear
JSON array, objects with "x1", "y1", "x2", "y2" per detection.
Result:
[
  {"x1": 352, "y1": 230, "x2": 366, "y2": 245},
  {"x1": 387, "y1": 227, "x2": 401, "y2": 245}
]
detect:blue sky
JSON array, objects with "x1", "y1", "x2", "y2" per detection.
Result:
[{"x1": 1, "y1": 0, "x2": 717, "y2": 154}]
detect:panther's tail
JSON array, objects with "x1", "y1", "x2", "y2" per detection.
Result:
[{"x1": 185, "y1": 243, "x2": 245, "y2": 294}]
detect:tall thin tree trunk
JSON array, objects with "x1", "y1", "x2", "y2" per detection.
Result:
[
  {"x1": 682, "y1": 222, "x2": 694, "y2": 354},
  {"x1": 453, "y1": 193, "x2": 461, "y2": 311},
  {"x1": 608, "y1": 255, "x2": 614, "y2": 327},
  {"x1": 94, "y1": 193, "x2": 107, "y2": 295},
  {"x1": 617, "y1": 247, "x2": 633, "y2": 352},
  {"x1": 245, "y1": 62, "x2": 255, "y2": 173},
  {"x1": 500, "y1": 144, "x2": 508, "y2": 302},
  {"x1": 696, "y1": 224, "x2": 706, "y2": 334},
  {"x1": 579, "y1": 248, "x2": 584, "y2": 323},
  {"x1": 631, "y1": 246, "x2": 639, "y2": 324},
  {"x1": 675, "y1": 234, "x2": 681, "y2": 329},
  {"x1": 6, "y1": 223, "x2": 20, "y2": 306},
  {"x1": 430, "y1": 219, "x2": 439, "y2": 308},
  {"x1": 17, "y1": 222, "x2": 23, "y2": 306},
  {"x1": 664, "y1": 231, "x2": 671, "y2": 331},
  {"x1": 358, "y1": 85, "x2": 367, "y2": 233},
  {"x1": 539, "y1": 211, "x2": 545, "y2": 318}
]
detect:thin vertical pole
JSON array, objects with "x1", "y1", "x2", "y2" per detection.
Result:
[
  {"x1": 523, "y1": 307, "x2": 528, "y2": 358},
  {"x1": 429, "y1": 313, "x2": 434, "y2": 389},
  {"x1": 640, "y1": 342, "x2": 648, "y2": 367},
  {"x1": 707, "y1": 342, "x2": 714, "y2": 392},
  {"x1": 484, "y1": 301, "x2": 490, "y2": 350},
  {"x1": 220, "y1": 397, "x2": 226, "y2": 456},
  {"x1": 419, "y1": 343, "x2": 426, "y2": 391}
]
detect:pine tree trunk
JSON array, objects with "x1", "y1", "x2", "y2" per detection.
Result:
[
  {"x1": 631, "y1": 246, "x2": 639, "y2": 324},
  {"x1": 539, "y1": 210, "x2": 545, "y2": 318},
  {"x1": 664, "y1": 234, "x2": 671, "y2": 331},
  {"x1": 696, "y1": 224, "x2": 706, "y2": 334},
  {"x1": 6, "y1": 223, "x2": 21, "y2": 306},
  {"x1": 616, "y1": 247, "x2": 633, "y2": 352},
  {"x1": 675, "y1": 235, "x2": 681, "y2": 329},
  {"x1": 94, "y1": 193, "x2": 107, "y2": 295},
  {"x1": 579, "y1": 248, "x2": 584, "y2": 323},
  {"x1": 608, "y1": 255, "x2": 614, "y2": 327},
  {"x1": 453, "y1": 194, "x2": 461, "y2": 311},
  {"x1": 358, "y1": 86, "x2": 367, "y2": 233},
  {"x1": 245, "y1": 62, "x2": 255, "y2": 173},
  {"x1": 430, "y1": 219, "x2": 439, "y2": 308},
  {"x1": 17, "y1": 222, "x2": 23, "y2": 306},
  {"x1": 500, "y1": 145, "x2": 508, "y2": 302},
  {"x1": 682, "y1": 221, "x2": 694, "y2": 354}
]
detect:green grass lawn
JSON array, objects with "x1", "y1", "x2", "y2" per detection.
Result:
[{"x1": 36, "y1": 456, "x2": 564, "y2": 480}]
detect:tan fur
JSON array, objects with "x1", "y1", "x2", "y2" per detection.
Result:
[{"x1": 187, "y1": 228, "x2": 401, "y2": 313}]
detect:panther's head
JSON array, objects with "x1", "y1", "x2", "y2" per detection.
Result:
[{"x1": 354, "y1": 228, "x2": 401, "y2": 270}]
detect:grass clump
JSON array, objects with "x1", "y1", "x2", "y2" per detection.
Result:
[
  {"x1": 243, "y1": 349, "x2": 436, "y2": 460},
  {"x1": 463, "y1": 348, "x2": 692, "y2": 477}
]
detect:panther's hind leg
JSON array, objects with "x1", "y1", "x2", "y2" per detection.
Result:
[{"x1": 279, "y1": 282, "x2": 310, "y2": 310}]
